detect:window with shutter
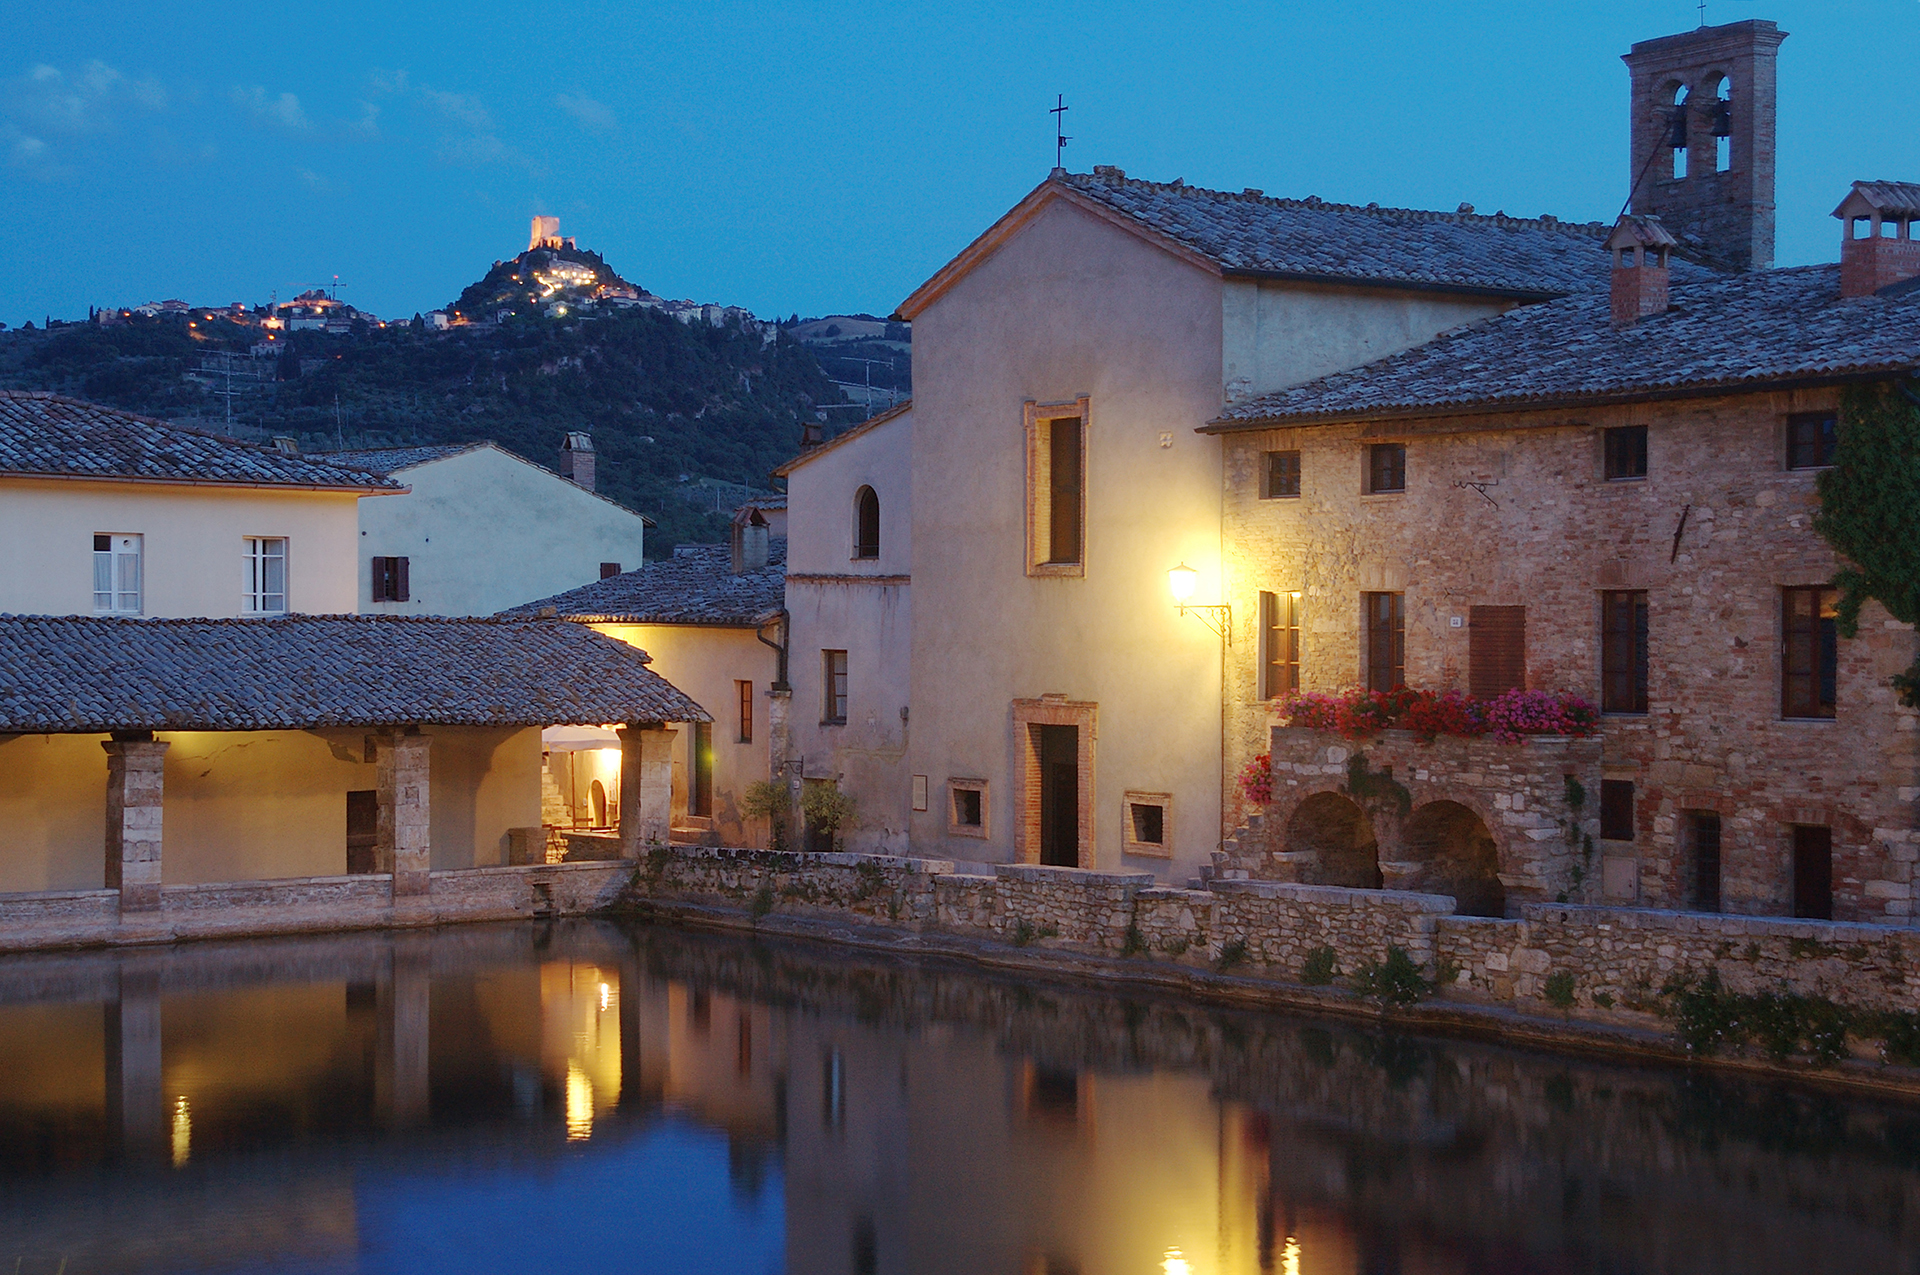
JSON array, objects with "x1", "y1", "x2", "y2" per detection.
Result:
[
  {"x1": 1785, "y1": 413, "x2": 1837, "y2": 470},
  {"x1": 1781, "y1": 586, "x2": 1838, "y2": 718},
  {"x1": 1263, "y1": 451, "x2": 1300, "y2": 499},
  {"x1": 823, "y1": 650, "x2": 848, "y2": 724},
  {"x1": 1024, "y1": 399, "x2": 1089, "y2": 576},
  {"x1": 1366, "y1": 444, "x2": 1406, "y2": 494},
  {"x1": 1259, "y1": 590, "x2": 1301, "y2": 698},
  {"x1": 1601, "y1": 591, "x2": 1649, "y2": 713},
  {"x1": 1599, "y1": 779, "x2": 1635, "y2": 841},
  {"x1": 736, "y1": 680, "x2": 754, "y2": 743},
  {"x1": 1603, "y1": 425, "x2": 1649, "y2": 480},
  {"x1": 1362, "y1": 593, "x2": 1404, "y2": 692},
  {"x1": 1468, "y1": 606, "x2": 1526, "y2": 699}
]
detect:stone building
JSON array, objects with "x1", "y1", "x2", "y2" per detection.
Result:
[{"x1": 1205, "y1": 195, "x2": 1920, "y2": 923}]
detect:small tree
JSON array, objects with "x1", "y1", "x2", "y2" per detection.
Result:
[
  {"x1": 1816, "y1": 384, "x2": 1920, "y2": 707},
  {"x1": 739, "y1": 780, "x2": 791, "y2": 851},
  {"x1": 800, "y1": 782, "x2": 858, "y2": 853}
]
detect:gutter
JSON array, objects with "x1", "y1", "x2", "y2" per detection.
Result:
[{"x1": 0, "y1": 469, "x2": 402, "y2": 495}]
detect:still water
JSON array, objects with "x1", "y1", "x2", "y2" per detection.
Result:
[{"x1": 1, "y1": 921, "x2": 1917, "y2": 1275}]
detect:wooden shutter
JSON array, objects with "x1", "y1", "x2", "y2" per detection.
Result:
[
  {"x1": 1048, "y1": 418, "x2": 1082, "y2": 564},
  {"x1": 395, "y1": 557, "x2": 409, "y2": 603},
  {"x1": 371, "y1": 557, "x2": 387, "y2": 602},
  {"x1": 1469, "y1": 606, "x2": 1526, "y2": 699}
]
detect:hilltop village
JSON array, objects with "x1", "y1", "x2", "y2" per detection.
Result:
[{"x1": 3, "y1": 16, "x2": 1920, "y2": 1083}]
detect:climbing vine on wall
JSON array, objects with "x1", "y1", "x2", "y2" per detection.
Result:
[{"x1": 1816, "y1": 383, "x2": 1920, "y2": 708}]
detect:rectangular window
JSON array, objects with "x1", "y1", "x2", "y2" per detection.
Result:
[
  {"x1": 1786, "y1": 413, "x2": 1838, "y2": 470},
  {"x1": 1781, "y1": 586, "x2": 1838, "y2": 719},
  {"x1": 1366, "y1": 443, "x2": 1406, "y2": 494},
  {"x1": 1791, "y1": 825, "x2": 1833, "y2": 920},
  {"x1": 691, "y1": 722, "x2": 713, "y2": 818},
  {"x1": 370, "y1": 556, "x2": 410, "y2": 603},
  {"x1": 1468, "y1": 606, "x2": 1526, "y2": 699},
  {"x1": 244, "y1": 537, "x2": 288, "y2": 615},
  {"x1": 736, "y1": 680, "x2": 754, "y2": 744},
  {"x1": 600, "y1": 561, "x2": 622, "y2": 579},
  {"x1": 92, "y1": 533, "x2": 142, "y2": 615},
  {"x1": 948, "y1": 778, "x2": 987, "y2": 838},
  {"x1": 1259, "y1": 590, "x2": 1301, "y2": 699},
  {"x1": 1025, "y1": 400, "x2": 1088, "y2": 575},
  {"x1": 1263, "y1": 450, "x2": 1301, "y2": 499},
  {"x1": 823, "y1": 650, "x2": 848, "y2": 724},
  {"x1": 1123, "y1": 791, "x2": 1172, "y2": 858},
  {"x1": 1688, "y1": 812, "x2": 1722, "y2": 912},
  {"x1": 1599, "y1": 779, "x2": 1635, "y2": 842},
  {"x1": 1363, "y1": 592, "x2": 1405, "y2": 692},
  {"x1": 1603, "y1": 425, "x2": 1649, "y2": 480},
  {"x1": 1601, "y1": 590, "x2": 1650, "y2": 713}
]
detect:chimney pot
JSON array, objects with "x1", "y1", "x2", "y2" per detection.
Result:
[
  {"x1": 730, "y1": 508, "x2": 770, "y2": 574},
  {"x1": 1605, "y1": 216, "x2": 1677, "y2": 328},
  {"x1": 560, "y1": 431, "x2": 595, "y2": 491},
  {"x1": 1834, "y1": 181, "x2": 1920, "y2": 298}
]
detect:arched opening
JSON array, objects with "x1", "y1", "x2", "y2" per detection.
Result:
[
  {"x1": 1669, "y1": 83, "x2": 1690, "y2": 180},
  {"x1": 1710, "y1": 74, "x2": 1732, "y2": 172},
  {"x1": 590, "y1": 779, "x2": 608, "y2": 828},
  {"x1": 853, "y1": 486, "x2": 880, "y2": 559},
  {"x1": 1285, "y1": 792, "x2": 1381, "y2": 889},
  {"x1": 1401, "y1": 801, "x2": 1505, "y2": 917}
]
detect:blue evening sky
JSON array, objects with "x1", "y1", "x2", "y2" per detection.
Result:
[{"x1": 2, "y1": 1, "x2": 1915, "y2": 327}]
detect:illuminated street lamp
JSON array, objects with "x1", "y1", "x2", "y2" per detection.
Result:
[{"x1": 1167, "y1": 562, "x2": 1230, "y2": 642}]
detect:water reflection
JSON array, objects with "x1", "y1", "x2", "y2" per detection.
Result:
[{"x1": 0, "y1": 920, "x2": 1915, "y2": 1274}]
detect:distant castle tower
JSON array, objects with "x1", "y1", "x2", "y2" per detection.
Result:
[{"x1": 529, "y1": 216, "x2": 562, "y2": 252}]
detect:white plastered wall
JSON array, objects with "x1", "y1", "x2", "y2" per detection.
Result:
[
  {"x1": 0, "y1": 478, "x2": 362, "y2": 617},
  {"x1": 356, "y1": 446, "x2": 648, "y2": 616}
]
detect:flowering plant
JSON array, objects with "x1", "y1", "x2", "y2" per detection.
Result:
[
  {"x1": 1236, "y1": 753, "x2": 1272, "y2": 805},
  {"x1": 1275, "y1": 686, "x2": 1598, "y2": 743}
]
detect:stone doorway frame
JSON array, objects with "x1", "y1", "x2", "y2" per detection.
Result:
[{"x1": 1012, "y1": 696, "x2": 1096, "y2": 868}]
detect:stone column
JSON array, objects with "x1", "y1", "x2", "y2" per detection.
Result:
[
  {"x1": 377, "y1": 730, "x2": 432, "y2": 899},
  {"x1": 102, "y1": 734, "x2": 169, "y2": 913},
  {"x1": 105, "y1": 966, "x2": 165, "y2": 1162},
  {"x1": 617, "y1": 724, "x2": 675, "y2": 856}
]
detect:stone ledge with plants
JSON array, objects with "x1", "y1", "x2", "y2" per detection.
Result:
[{"x1": 1274, "y1": 686, "x2": 1601, "y2": 743}]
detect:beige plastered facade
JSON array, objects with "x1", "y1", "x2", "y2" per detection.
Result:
[
  {"x1": 591, "y1": 623, "x2": 776, "y2": 846},
  {"x1": 901, "y1": 192, "x2": 1516, "y2": 881},
  {"x1": 0, "y1": 475, "x2": 367, "y2": 617},
  {"x1": 782, "y1": 406, "x2": 914, "y2": 854},
  {"x1": 356, "y1": 445, "x2": 648, "y2": 616},
  {"x1": 0, "y1": 726, "x2": 541, "y2": 893}
]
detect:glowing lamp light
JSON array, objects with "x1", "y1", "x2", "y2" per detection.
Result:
[
  {"x1": 1167, "y1": 562, "x2": 1198, "y2": 602},
  {"x1": 1167, "y1": 562, "x2": 1229, "y2": 643},
  {"x1": 1161, "y1": 1248, "x2": 1192, "y2": 1275}
]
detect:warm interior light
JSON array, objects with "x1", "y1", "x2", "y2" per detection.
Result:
[
  {"x1": 1167, "y1": 562, "x2": 1198, "y2": 603},
  {"x1": 1161, "y1": 1249, "x2": 1192, "y2": 1275}
]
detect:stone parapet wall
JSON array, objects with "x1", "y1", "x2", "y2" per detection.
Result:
[
  {"x1": 637, "y1": 845, "x2": 956, "y2": 928},
  {"x1": 1439, "y1": 902, "x2": 1920, "y2": 1016}
]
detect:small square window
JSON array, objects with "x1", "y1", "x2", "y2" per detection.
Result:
[
  {"x1": 600, "y1": 562, "x2": 622, "y2": 579},
  {"x1": 1786, "y1": 413, "x2": 1837, "y2": 470},
  {"x1": 947, "y1": 779, "x2": 987, "y2": 838},
  {"x1": 1263, "y1": 450, "x2": 1300, "y2": 498},
  {"x1": 1122, "y1": 791, "x2": 1172, "y2": 858},
  {"x1": 1603, "y1": 425, "x2": 1648, "y2": 480},
  {"x1": 1366, "y1": 444, "x2": 1405, "y2": 494}
]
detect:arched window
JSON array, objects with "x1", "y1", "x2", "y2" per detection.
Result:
[
  {"x1": 1711, "y1": 75, "x2": 1732, "y2": 172},
  {"x1": 854, "y1": 486, "x2": 880, "y2": 559},
  {"x1": 1669, "y1": 83, "x2": 1690, "y2": 180}
]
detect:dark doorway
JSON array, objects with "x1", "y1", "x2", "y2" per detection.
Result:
[
  {"x1": 346, "y1": 789, "x2": 378, "y2": 874},
  {"x1": 1688, "y1": 811, "x2": 1722, "y2": 912},
  {"x1": 1792, "y1": 825, "x2": 1833, "y2": 920},
  {"x1": 1037, "y1": 724, "x2": 1079, "y2": 867}
]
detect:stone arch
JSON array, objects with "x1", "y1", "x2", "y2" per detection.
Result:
[
  {"x1": 1399, "y1": 800, "x2": 1505, "y2": 917},
  {"x1": 1284, "y1": 791, "x2": 1381, "y2": 889}
]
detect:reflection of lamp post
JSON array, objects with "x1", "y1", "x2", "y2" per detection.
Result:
[{"x1": 1168, "y1": 562, "x2": 1231, "y2": 643}]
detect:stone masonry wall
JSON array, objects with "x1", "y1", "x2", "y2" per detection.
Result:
[{"x1": 1218, "y1": 388, "x2": 1920, "y2": 924}]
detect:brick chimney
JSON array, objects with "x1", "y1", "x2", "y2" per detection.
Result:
[
  {"x1": 731, "y1": 507, "x2": 770, "y2": 574},
  {"x1": 1605, "y1": 216, "x2": 1677, "y2": 327},
  {"x1": 1623, "y1": 20, "x2": 1786, "y2": 271},
  {"x1": 1834, "y1": 181, "x2": 1920, "y2": 298},
  {"x1": 559, "y1": 431, "x2": 595, "y2": 491}
]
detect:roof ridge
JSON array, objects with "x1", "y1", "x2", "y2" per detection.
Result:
[{"x1": 1064, "y1": 170, "x2": 1610, "y2": 237}]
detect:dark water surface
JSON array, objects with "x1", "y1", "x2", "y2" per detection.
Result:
[{"x1": 1, "y1": 921, "x2": 1917, "y2": 1275}]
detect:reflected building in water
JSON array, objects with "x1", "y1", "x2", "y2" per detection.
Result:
[{"x1": 1, "y1": 923, "x2": 1918, "y2": 1275}]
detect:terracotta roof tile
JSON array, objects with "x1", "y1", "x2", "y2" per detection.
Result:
[{"x1": 504, "y1": 540, "x2": 786, "y2": 626}]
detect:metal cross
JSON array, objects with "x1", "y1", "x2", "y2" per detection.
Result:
[{"x1": 1051, "y1": 95, "x2": 1070, "y2": 169}]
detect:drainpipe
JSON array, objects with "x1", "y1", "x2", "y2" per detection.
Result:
[{"x1": 755, "y1": 608, "x2": 789, "y2": 690}]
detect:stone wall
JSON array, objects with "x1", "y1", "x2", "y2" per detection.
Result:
[{"x1": 1217, "y1": 389, "x2": 1920, "y2": 924}]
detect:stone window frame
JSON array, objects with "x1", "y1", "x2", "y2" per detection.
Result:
[
  {"x1": 947, "y1": 777, "x2": 989, "y2": 839},
  {"x1": 1011, "y1": 695, "x2": 1096, "y2": 867},
  {"x1": 1024, "y1": 397, "x2": 1090, "y2": 578},
  {"x1": 1121, "y1": 790, "x2": 1173, "y2": 859}
]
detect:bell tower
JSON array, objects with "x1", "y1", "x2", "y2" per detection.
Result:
[{"x1": 1623, "y1": 19, "x2": 1786, "y2": 272}]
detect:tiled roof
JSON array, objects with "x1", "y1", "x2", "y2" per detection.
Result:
[
  {"x1": 0, "y1": 614, "x2": 708, "y2": 732},
  {"x1": 1207, "y1": 264, "x2": 1920, "y2": 429},
  {"x1": 1057, "y1": 170, "x2": 1724, "y2": 298},
  {"x1": 1838, "y1": 181, "x2": 1920, "y2": 218},
  {"x1": 0, "y1": 392, "x2": 400, "y2": 490},
  {"x1": 504, "y1": 540, "x2": 786, "y2": 626},
  {"x1": 318, "y1": 443, "x2": 484, "y2": 473}
]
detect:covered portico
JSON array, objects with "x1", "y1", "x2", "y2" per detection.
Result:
[{"x1": 0, "y1": 615, "x2": 708, "y2": 943}]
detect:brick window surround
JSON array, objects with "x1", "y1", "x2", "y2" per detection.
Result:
[
  {"x1": 1122, "y1": 791, "x2": 1173, "y2": 858},
  {"x1": 1781, "y1": 586, "x2": 1838, "y2": 719},
  {"x1": 1024, "y1": 398, "x2": 1089, "y2": 577},
  {"x1": 1011, "y1": 696, "x2": 1096, "y2": 867}
]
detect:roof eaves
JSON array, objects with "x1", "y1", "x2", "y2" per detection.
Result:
[
  {"x1": 773, "y1": 399, "x2": 912, "y2": 476},
  {"x1": 1218, "y1": 266, "x2": 1569, "y2": 303},
  {"x1": 0, "y1": 467, "x2": 405, "y2": 495}
]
